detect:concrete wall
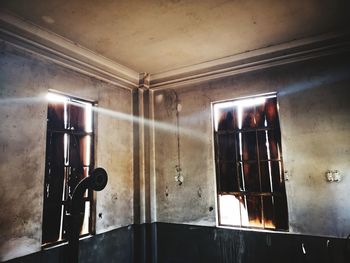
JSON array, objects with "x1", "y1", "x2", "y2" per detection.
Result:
[
  {"x1": 152, "y1": 52, "x2": 350, "y2": 238},
  {"x1": 0, "y1": 42, "x2": 134, "y2": 261}
]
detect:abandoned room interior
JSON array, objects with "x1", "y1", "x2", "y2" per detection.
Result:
[{"x1": 0, "y1": 0, "x2": 350, "y2": 262}]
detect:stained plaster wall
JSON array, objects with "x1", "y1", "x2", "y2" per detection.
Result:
[
  {"x1": 152, "y1": 52, "x2": 350, "y2": 238},
  {"x1": 0, "y1": 42, "x2": 134, "y2": 261}
]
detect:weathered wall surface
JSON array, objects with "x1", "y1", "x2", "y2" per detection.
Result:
[
  {"x1": 0, "y1": 42, "x2": 134, "y2": 261},
  {"x1": 153, "y1": 53, "x2": 350, "y2": 238},
  {"x1": 1, "y1": 36, "x2": 350, "y2": 263}
]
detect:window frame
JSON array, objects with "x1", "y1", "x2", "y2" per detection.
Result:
[
  {"x1": 42, "y1": 91, "x2": 97, "y2": 247},
  {"x1": 211, "y1": 92, "x2": 289, "y2": 232}
]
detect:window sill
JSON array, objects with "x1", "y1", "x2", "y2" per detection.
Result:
[
  {"x1": 41, "y1": 234, "x2": 93, "y2": 250},
  {"x1": 217, "y1": 224, "x2": 289, "y2": 235}
]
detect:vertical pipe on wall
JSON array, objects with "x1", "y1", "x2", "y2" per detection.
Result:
[
  {"x1": 149, "y1": 89, "x2": 157, "y2": 223},
  {"x1": 132, "y1": 88, "x2": 141, "y2": 225},
  {"x1": 133, "y1": 73, "x2": 155, "y2": 263}
]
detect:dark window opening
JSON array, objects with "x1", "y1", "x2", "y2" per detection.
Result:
[
  {"x1": 42, "y1": 92, "x2": 94, "y2": 245},
  {"x1": 213, "y1": 94, "x2": 288, "y2": 230}
]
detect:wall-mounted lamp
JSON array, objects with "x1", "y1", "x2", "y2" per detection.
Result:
[{"x1": 67, "y1": 167, "x2": 108, "y2": 263}]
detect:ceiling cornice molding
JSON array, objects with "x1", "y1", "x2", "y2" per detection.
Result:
[
  {"x1": 0, "y1": 11, "x2": 139, "y2": 90},
  {"x1": 138, "y1": 73, "x2": 151, "y2": 90},
  {"x1": 150, "y1": 32, "x2": 350, "y2": 91},
  {"x1": 1, "y1": 11, "x2": 349, "y2": 92}
]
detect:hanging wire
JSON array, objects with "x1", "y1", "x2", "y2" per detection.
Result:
[{"x1": 172, "y1": 90, "x2": 182, "y2": 185}]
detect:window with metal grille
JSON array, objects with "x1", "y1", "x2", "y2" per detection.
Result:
[
  {"x1": 42, "y1": 92, "x2": 94, "y2": 245},
  {"x1": 213, "y1": 94, "x2": 288, "y2": 230}
]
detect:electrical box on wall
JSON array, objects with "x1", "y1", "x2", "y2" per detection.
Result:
[{"x1": 325, "y1": 170, "x2": 342, "y2": 182}]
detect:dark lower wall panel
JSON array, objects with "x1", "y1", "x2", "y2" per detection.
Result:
[
  {"x1": 79, "y1": 225, "x2": 134, "y2": 263},
  {"x1": 5, "y1": 223, "x2": 350, "y2": 263},
  {"x1": 155, "y1": 223, "x2": 350, "y2": 263},
  {"x1": 133, "y1": 223, "x2": 157, "y2": 263},
  {"x1": 5, "y1": 225, "x2": 134, "y2": 263}
]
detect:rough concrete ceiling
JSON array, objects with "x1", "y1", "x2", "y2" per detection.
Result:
[{"x1": 1, "y1": 0, "x2": 349, "y2": 74}]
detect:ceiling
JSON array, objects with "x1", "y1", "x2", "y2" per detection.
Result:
[{"x1": 0, "y1": 0, "x2": 349, "y2": 74}]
